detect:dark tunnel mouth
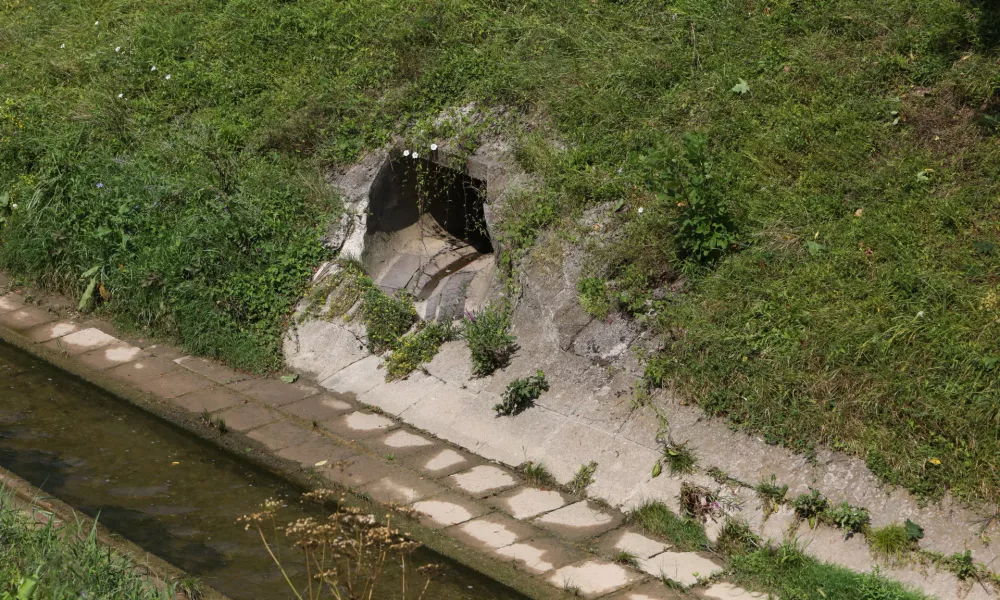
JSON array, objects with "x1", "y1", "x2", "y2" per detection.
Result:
[{"x1": 366, "y1": 155, "x2": 493, "y2": 254}]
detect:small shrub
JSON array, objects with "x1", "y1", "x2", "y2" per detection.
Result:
[
  {"x1": 463, "y1": 304, "x2": 517, "y2": 377},
  {"x1": 522, "y1": 461, "x2": 556, "y2": 487},
  {"x1": 362, "y1": 287, "x2": 417, "y2": 353},
  {"x1": 867, "y1": 524, "x2": 913, "y2": 559},
  {"x1": 628, "y1": 500, "x2": 710, "y2": 551},
  {"x1": 822, "y1": 502, "x2": 870, "y2": 539},
  {"x1": 577, "y1": 277, "x2": 610, "y2": 319},
  {"x1": 495, "y1": 370, "x2": 548, "y2": 416},
  {"x1": 791, "y1": 489, "x2": 828, "y2": 527},
  {"x1": 568, "y1": 461, "x2": 598, "y2": 496},
  {"x1": 652, "y1": 440, "x2": 696, "y2": 477},
  {"x1": 384, "y1": 321, "x2": 457, "y2": 380},
  {"x1": 611, "y1": 550, "x2": 638, "y2": 568},
  {"x1": 947, "y1": 550, "x2": 981, "y2": 580},
  {"x1": 714, "y1": 518, "x2": 762, "y2": 558},
  {"x1": 680, "y1": 482, "x2": 721, "y2": 523}
]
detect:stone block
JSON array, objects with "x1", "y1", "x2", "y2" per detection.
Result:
[
  {"x1": 229, "y1": 378, "x2": 319, "y2": 407},
  {"x1": 0, "y1": 294, "x2": 26, "y2": 313},
  {"x1": 376, "y1": 253, "x2": 421, "y2": 294},
  {"x1": 77, "y1": 343, "x2": 146, "y2": 371},
  {"x1": 638, "y1": 551, "x2": 723, "y2": 587},
  {"x1": 323, "y1": 411, "x2": 396, "y2": 439},
  {"x1": 365, "y1": 429, "x2": 436, "y2": 457},
  {"x1": 284, "y1": 319, "x2": 368, "y2": 382},
  {"x1": 533, "y1": 500, "x2": 624, "y2": 541},
  {"x1": 492, "y1": 487, "x2": 571, "y2": 520},
  {"x1": 404, "y1": 447, "x2": 481, "y2": 479},
  {"x1": 598, "y1": 529, "x2": 669, "y2": 560},
  {"x1": 172, "y1": 387, "x2": 246, "y2": 413},
  {"x1": 0, "y1": 307, "x2": 55, "y2": 331},
  {"x1": 320, "y1": 455, "x2": 394, "y2": 489},
  {"x1": 106, "y1": 357, "x2": 182, "y2": 386},
  {"x1": 174, "y1": 356, "x2": 247, "y2": 384},
  {"x1": 547, "y1": 560, "x2": 644, "y2": 599},
  {"x1": 358, "y1": 372, "x2": 448, "y2": 416},
  {"x1": 697, "y1": 583, "x2": 766, "y2": 600},
  {"x1": 277, "y1": 437, "x2": 357, "y2": 469},
  {"x1": 495, "y1": 537, "x2": 587, "y2": 575},
  {"x1": 607, "y1": 581, "x2": 687, "y2": 600},
  {"x1": 215, "y1": 405, "x2": 278, "y2": 432},
  {"x1": 443, "y1": 514, "x2": 538, "y2": 551},
  {"x1": 447, "y1": 465, "x2": 518, "y2": 498},
  {"x1": 248, "y1": 421, "x2": 313, "y2": 451},
  {"x1": 410, "y1": 493, "x2": 490, "y2": 529},
  {"x1": 135, "y1": 369, "x2": 213, "y2": 399},
  {"x1": 22, "y1": 321, "x2": 80, "y2": 343},
  {"x1": 42, "y1": 328, "x2": 118, "y2": 355},
  {"x1": 279, "y1": 394, "x2": 354, "y2": 422},
  {"x1": 361, "y1": 474, "x2": 443, "y2": 505}
]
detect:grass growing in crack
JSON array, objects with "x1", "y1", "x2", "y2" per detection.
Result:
[
  {"x1": 652, "y1": 439, "x2": 696, "y2": 477},
  {"x1": 611, "y1": 550, "x2": 638, "y2": 568},
  {"x1": 463, "y1": 304, "x2": 516, "y2": 378},
  {"x1": 627, "y1": 501, "x2": 708, "y2": 552},
  {"x1": 822, "y1": 502, "x2": 870, "y2": 540},
  {"x1": 568, "y1": 461, "x2": 598, "y2": 496},
  {"x1": 384, "y1": 321, "x2": 457, "y2": 381},
  {"x1": 714, "y1": 519, "x2": 762, "y2": 558},
  {"x1": 727, "y1": 540, "x2": 931, "y2": 600},
  {"x1": 0, "y1": 492, "x2": 175, "y2": 600},
  {"x1": 522, "y1": 461, "x2": 557, "y2": 488},
  {"x1": 494, "y1": 370, "x2": 548, "y2": 417},
  {"x1": 756, "y1": 476, "x2": 789, "y2": 517},
  {"x1": 868, "y1": 524, "x2": 919, "y2": 560}
]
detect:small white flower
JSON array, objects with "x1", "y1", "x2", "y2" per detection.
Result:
[
  {"x1": 403, "y1": 150, "x2": 410, "y2": 157},
  {"x1": 11, "y1": 203, "x2": 17, "y2": 210},
  {"x1": 430, "y1": 143, "x2": 438, "y2": 151},
  {"x1": 412, "y1": 152, "x2": 419, "y2": 159},
  {"x1": 60, "y1": 43, "x2": 65, "y2": 49},
  {"x1": 151, "y1": 65, "x2": 157, "y2": 71},
  {"x1": 115, "y1": 46, "x2": 120, "y2": 52},
  {"x1": 118, "y1": 93, "x2": 124, "y2": 99},
  {"x1": 638, "y1": 207, "x2": 645, "y2": 214},
  {"x1": 165, "y1": 74, "x2": 171, "y2": 80},
  {"x1": 94, "y1": 20, "x2": 99, "y2": 26},
  {"x1": 916, "y1": 311, "x2": 925, "y2": 318}
]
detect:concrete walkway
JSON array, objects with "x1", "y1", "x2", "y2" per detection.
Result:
[{"x1": 0, "y1": 288, "x2": 762, "y2": 600}]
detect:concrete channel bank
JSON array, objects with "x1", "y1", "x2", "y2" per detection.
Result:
[{"x1": 0, "y1": 277, "x2": 758, "y2": 600}]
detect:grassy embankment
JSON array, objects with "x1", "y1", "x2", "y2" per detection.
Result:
[
  {"x1": 0, "y1": 492, "x2": 178, "y2": 600},
  {"x1": 3, "y1": 0, "x2": 1000, "y2": 505}
]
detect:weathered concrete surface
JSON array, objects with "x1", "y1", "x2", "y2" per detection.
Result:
[
  {"x1": 548, "y1": 560, "x2": 644, "y2": 599},
  {"x1": 638, "y1": 551, "x2": 723, "y2": 587},
  {"x1": 172, "y1": 387, "x2": 245, "y2": 413},
  {"x1": 174, "y1": 356, "x2": 247, "y2": 385},
  {"x1": 0, "y1": 307, "x2": 56, "y2": 331},
  {"x1": 533, "y1": 500, "x2": 623, "y2": 541},
  {"x1": 215, "y1": 405, "x2": 278, "y2": 432},
  {"x1": 448, "y1": 465, "x2": 518, "y2": 498},
  {"x1": 411, "y1": 494, "x2": 490, "y2": 528}
]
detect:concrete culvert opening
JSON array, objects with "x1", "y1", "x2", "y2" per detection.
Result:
[{"x1": 363, "y1": 153, "x2": 495, "y2": 321}]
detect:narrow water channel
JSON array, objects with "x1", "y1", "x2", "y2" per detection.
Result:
[{"x1": 0, "y1": 341, "x2": 526, "y2": 600}]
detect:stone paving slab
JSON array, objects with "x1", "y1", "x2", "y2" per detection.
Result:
[
  {"x1": 532, "y1": 500, "x2": 624, "y2": 541},
  {"x1": 492, "y1": 487, "x2": 572, "y2": 520},
  {"x1": 0, "y1": 307, "x2": 56, "y2": 331},
  {"x1": 364, "y1": 429, "x2": 436, "y2": 457},
  {"x1": 403, "y1": 446, "x2": 482, "y2": 479},
  {"x1": 228, "y1": 378, "x2": 319, "y2": 406},
  {"x1": 0, "y1": 294, "x2": 26, "y2": 313},
  {"x1": 279, "y1": 394, "x2": 354, "y2": 422},
  {"x1": 361, "y1": 473, "x2": 444, "y2": 505},
  {"x1": 76, "y1": 342, "x2": 147, "y2": 372},
  {"x1": 22, "y1": 321, "x2": 80, "y2": 343},
  {"x1": 494, "y1": 537, "x2": 587, "y2": 575},
  {"x1": 547, "y1": 560, "x2": 645, "y2": 599},
  {"x1": 319, "y1": 354, "x2": 383, "y2": 396},
  {"x1": 288, "y1": 319, "x2": 370, "y2": 383},
  {"x1": 215, "y1": 404, "x2": 279, "y2": 432},
  {"x1": 323, "y1": 411, "x2": 396, "y2": 439},
  {"x1": 443, "y1": 513, "x2": 539, "y2": 551},
  {"x1": 598, "y1": 529, "x2": 670, "y2": 560},
  {"x1": 106, "y1": 357, "x2": 183, "y2": 386},
  {"x1": 607, "y1": 581, "x2": 687, "y2": 600},
  {"x1": 447, "y1": 465, "x2": 519, "y2": 498},
  {"x1": 377, "y1": 253, "x2": 422, "y2": 294},
  {"x1": 42, "y1": 328, "x2": 118, "y2": 355},
  {"x1": 172, "y1": 387, "x2": 246, "y2": 413},
  {"x1": 248, "y1": 421, "x2": 315, "y2": 451},
  {"x1": 638, "y1": 551, "x2": 723, "y2": 587},
  {"x1": 277, "y1": 436, "x2": 358, "y2": 469},
  {"x1": 320, "y1": 454, "x2": 395, "y2": 488},
  {"x1": 174, "y1": 356, "x2": 247, "y2": 385},
  {"x1": 411, "y1": 493, "x2": 491, "y2": 529},
  {"x1": 134, "y1": 368, "x2": 214, "y2": 400}
]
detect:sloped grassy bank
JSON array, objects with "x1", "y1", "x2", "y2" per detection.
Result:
[{"x1": 3, "y1": 0, "x2": 1000, "y2": 505}]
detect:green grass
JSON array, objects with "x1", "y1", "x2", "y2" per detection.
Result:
[
  {"x1": 3, "y1": 0, "x2": 1000, "y2": 501},
  {"x1": 0, "y1": 493, "x2": 174, "y2": 600},
  {"x1": 627, "y1": 501, "x2": 709, "y2": 552},
  {"x1": 384, "y1": 320, "x2": 457, "y2": 380},
  {"x1": 728, "y1": 540, "x2": 932, "y2": 600},
  {"x1": 868, "y1": 524, "x2": 916, "y2": 560}
]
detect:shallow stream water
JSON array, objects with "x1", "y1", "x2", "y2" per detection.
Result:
[{"x1": 0, "y1": 341, "x2": 525, "y2": 600}]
